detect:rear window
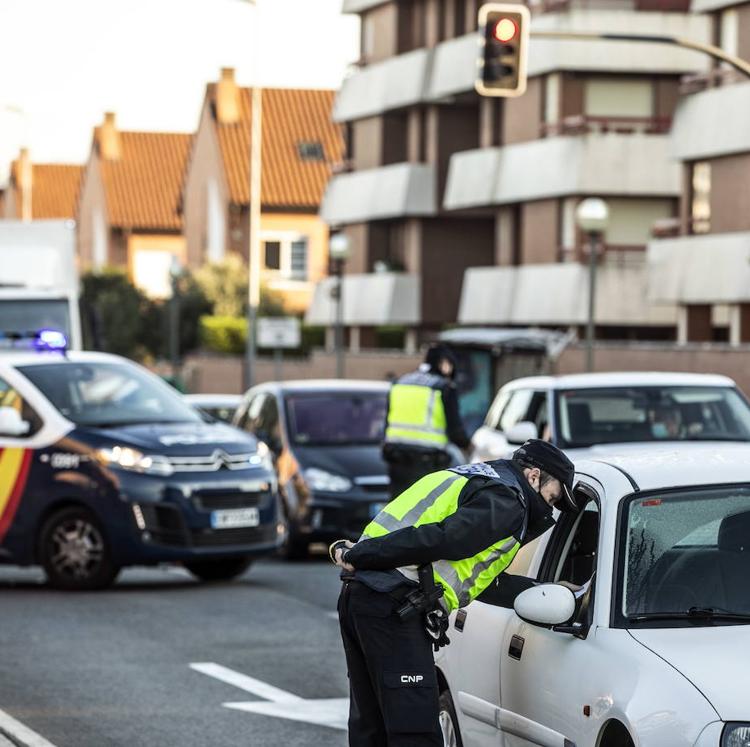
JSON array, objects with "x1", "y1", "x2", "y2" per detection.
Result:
[{"x1": 285, "y1": 392, "x2": 387, "y2": 446}]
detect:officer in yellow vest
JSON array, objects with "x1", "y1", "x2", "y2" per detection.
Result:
[
  {"x1": 383, "y1": 345, "x2": 470, "y2": 499},
  {"x1": 333, "y1": 439, "x2": 577, "y2": 747}
]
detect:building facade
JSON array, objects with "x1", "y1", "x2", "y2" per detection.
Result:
[
  {"x1": 316, "y1": 0, "x2": 710, "y2": 344},
  {"x1": 648, "y1": 0, "x2": 750, "y2": 343},
  {"x1": 77, "y1": 113, "x2": 192, "y2": 299},
  {"x1": 182, "y1": 69, "x2": 345, "y2": 313}
]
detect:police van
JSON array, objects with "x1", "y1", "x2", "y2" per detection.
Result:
[{"x1": 0, "y1": 331, "x2": 281, "y2": 590}]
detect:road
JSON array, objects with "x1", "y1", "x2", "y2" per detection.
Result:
[{"x1": 0, "y1": 556, "x2": 350, "y2": 747}]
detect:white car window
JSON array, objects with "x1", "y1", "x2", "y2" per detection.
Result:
[{"x1": 498, "y1": 390, "x2": 533, "y2": 433}]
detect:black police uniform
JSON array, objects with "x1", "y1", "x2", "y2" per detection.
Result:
[{"x1": 337, "y1": 450, "x2": 567, "y2": 747}]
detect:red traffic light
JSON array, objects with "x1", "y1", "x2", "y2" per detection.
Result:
[{"x1": 493, "y1": 17, "x2": 518, "y2": 43}]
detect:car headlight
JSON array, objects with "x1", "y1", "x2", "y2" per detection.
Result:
[
  {"x1": 303, "y1": 467, "x2": 352, "y2": 492},
  {"x1": 723, "y1": 724, "x2": 750, "y2": 747},
  {"x1": 96, "y1": 447, "x2": 173, "y2": 476},
  {"x1": 252, "y1": 440, "x2": 275, "y2": 472}
]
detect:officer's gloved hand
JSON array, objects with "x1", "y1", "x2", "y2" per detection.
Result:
[{"x1": 329, "y1": 540, "x2": 354, "y2": 571}]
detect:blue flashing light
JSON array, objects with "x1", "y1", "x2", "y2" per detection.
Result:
[{"x1": 35, "y1": 329, "x2": 68, "y2": 352}]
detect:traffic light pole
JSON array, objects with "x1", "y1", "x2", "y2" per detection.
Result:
[{"x1": 530, "y1": 30, "x2": 750, "y2": 80}]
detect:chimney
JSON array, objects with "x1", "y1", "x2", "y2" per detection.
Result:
[
  {"x1": 216, "y1": 67, "x2": 240, "y2": 124},
  {"x1": 17, "y1": 148, "x2": 32, "y2": 191},
  {"x1": 99, "y1": 112, "x2": 121, "y2": 161}
]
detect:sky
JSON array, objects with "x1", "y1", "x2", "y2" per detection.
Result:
[{"x1": 0, "y1": 0, "x2": 360, "y2": 182}]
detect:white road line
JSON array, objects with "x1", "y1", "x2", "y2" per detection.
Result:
[
  {"x1": 189, "y1": 663, "x2": 302, "y2": 703},
  {"x1": 0, "y1": 708, "x2": 58, "y2": 747}
]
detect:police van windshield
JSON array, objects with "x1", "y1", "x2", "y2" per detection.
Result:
[
  {"x1": 0, "y1": 299, "x2": 71, "y2": 339},
  {"x1": 556, "y1": 386, "x2": 750, "y2": 449},
  {"x1": 18, "y1": 362, "x2": 202, "y2": 427},
  {"x1": 286, "y1": 392, "x2": 387, "y2": 446}
]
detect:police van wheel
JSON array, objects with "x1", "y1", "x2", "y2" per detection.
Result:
[
  {"x1": 184, "y1": 557, "x2": 253, "y2": 582},
  {"x1": 39, "y1": 507, "x2": 119, "y2": 591},
  {"x1": 438, "y1": 689, "x2": 463, "y2": 747}
]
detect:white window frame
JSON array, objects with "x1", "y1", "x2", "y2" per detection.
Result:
[{"x1": 260, "y1": 231, "x2": 309, "y2": 282}]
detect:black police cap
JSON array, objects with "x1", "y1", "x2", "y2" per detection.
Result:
[{"x1": 513, "y1": 439, "x2": 578, "y2": 512}]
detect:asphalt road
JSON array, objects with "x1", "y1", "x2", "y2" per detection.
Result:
[{"x1": 0, "y1": 555, "x2": 350, "y2": 747}]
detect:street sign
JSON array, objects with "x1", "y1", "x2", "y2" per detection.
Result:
[{"x1": 257, "y1": 317, "x2": 301, "y2": 349}]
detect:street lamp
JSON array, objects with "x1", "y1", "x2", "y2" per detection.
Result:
[
  {"x1": 576, "y1": 198, "x2": 609, "y2": 373},
  {"x1": 329, "y1": 233, "x2": 351, "y2": 379},
  {"x1": 169, "y1": 256, "x2": 184, "y2": 385},
  {"x1": 233, "y1": 0, "x2": 262, "y2": 392}
]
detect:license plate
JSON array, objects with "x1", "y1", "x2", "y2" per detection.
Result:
[
  {"x1": 370, "y1": 502, "x2": 386, "y2": 518},
  {"x1": 210, "y1": 507, "x2": 260, "y2": 529}
]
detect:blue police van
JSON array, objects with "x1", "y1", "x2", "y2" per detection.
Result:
[{"x1": 0, "y1": 332, "x2": 281, "y2": 589}]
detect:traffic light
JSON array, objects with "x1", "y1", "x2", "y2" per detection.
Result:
[{"x1": 476, "y1": 3, "x2": 530, "y2": 98}]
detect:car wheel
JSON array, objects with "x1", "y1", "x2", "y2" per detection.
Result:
[
  {"x1": 438, "y1": 689, "x2": 463, "y2": 747},
  {"x1": 39, "y1": 507, "x2": 119, "y2": 591},
  {"x1": 184, "y1": 557, "x2": 253, "y2": 582}
]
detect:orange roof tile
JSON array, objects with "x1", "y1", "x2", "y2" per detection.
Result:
[
  {"x1": 95, "y1": 130, "x2": 192, "y2": 231},
  {"x1": 213, "y1": 87, "x2": 345, "y2": 209},
  {"x1": 8, "y1": 162, "x2": 83, "y2": 220}
]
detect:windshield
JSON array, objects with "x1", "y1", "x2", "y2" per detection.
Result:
[
  {"x1": 18, "y1": 361, "x2": 202, "y2": 427},
  {"x1": 556, "y1": 386, "x2": 750, "y2": 448},
  {"x1": 619, "y1": 487, "x2": 750, "y2": 625},
  {"x1": 0, "y1": 299, "x2": 71, "y2": 338},
  {"x1": 286, "y1": 391, "x2": 387, "y2": 446}
]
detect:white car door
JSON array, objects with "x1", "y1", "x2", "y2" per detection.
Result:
[{"x1": 498, "y1": 482, "x2": 603, "y2": 747}]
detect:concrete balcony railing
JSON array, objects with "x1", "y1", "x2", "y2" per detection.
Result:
[
  {"x1": 321, "y1": 163, "x2": 437, "y2": 225},
  {"x1": 679, "y1": 67, "x2": 747, "y2": 95},
  {"x1": 444, "y1": 133, "x2": 680, "y2": 211},
  {"x1": 541, "y1": 115, "x2": 672, "y2": 137},
  {"x1": 532, "y1": 0, "x2": 690, "y2": 12}
]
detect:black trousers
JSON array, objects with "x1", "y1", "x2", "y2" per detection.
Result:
[
  {"x1": 386, "y1": 452, "x2": 451, "y2": 499},
  {"x1": 338, "y1": 580, "x2": 443, "y2": 747}
]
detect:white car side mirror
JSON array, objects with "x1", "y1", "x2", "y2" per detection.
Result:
[
  {"x1": 0, "y1": 406, "x2": 30, "y2": 437},
  {"x1": 505, "y1": 421, "x2": 538, "y2": 445},
  {"x1": 514, "y1": 584, "x2": 576, "y2": 626}
]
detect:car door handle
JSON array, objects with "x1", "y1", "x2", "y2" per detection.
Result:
[{"x1": 508, "y1": 634, "x2": 525, "y2": 660}]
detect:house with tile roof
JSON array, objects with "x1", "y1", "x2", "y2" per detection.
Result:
[
  {"x1": 77, "y1": 113, "x2": 192, "y2": 298},
  {"x1": 3, "y1": 148, "x2": 83, "y2": 221},
  {"x1": 182, "y1": 68, "x2": 345, "y2": 313}
]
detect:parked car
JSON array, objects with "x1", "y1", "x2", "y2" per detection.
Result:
[
  {"x1": 471, "y1": 372, "x2": 750, "y2": 461},
  {"x1": 0, "y1": 334, "x2": 280, "y2": 590},
  {"x1": 233, "y1": 380, "x2": 390, "y2": 558},
  {"x1": 435, "y1": 444, "x2": 750, "y2": 747},
  {"x1": 185, "y1": 393, "x2": 243, "y2": 424}
]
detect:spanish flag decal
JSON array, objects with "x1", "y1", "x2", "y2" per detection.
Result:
[{"x1": 0, "y1": 449, "x2": 33, "y2": 544}]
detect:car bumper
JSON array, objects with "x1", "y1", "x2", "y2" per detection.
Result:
[
  {"x1": 106, "y1": 467, "x2": 282, "y2": 564},
  {"x1": 297, "y1": 490, "x2": 390, "y2": 543}
]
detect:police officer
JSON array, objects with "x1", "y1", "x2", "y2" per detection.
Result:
[
  {"x1": 383, "y1": 344, "x2": 470, "y2": 498},
  {"x1": 333, "y1": 439, "x2": 578, "y2": 746}
]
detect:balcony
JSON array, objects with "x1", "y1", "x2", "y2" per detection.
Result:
[
  {"x1": 648, "y1": 232, "x2": 750, "y2": 305},
  {"x1": 670, "y1": 81, "x2": 750, "y2": 161},
  {"x1": 444, "y1": 133, "x2": 679, "y2": 211},
  {"x1": 458, "y1": 262, "x2": 676, "y2": 326},
  {"x1": 541, "y1": 115, "x2": 671, "y2": 137},
  {"x1": 533, "y1": 0, "x2": 691, "y2": 10},
  {"x1": 321, "y1": 163, "x2": 437, "y2": 225},
  {"x1": 341, "y1": 0, "x2": 390, "y2": 12},
  {"x1": 305, "y1": 273, "x2": 420, "y2": 326}
]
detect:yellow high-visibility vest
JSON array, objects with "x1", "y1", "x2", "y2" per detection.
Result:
[{"x1": 384, "y1": 372, "x2": 448, "y2": 450}]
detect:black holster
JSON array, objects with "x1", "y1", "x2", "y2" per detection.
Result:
[{"x1": 395, "y1": 564, "x2": 451, "y2": 652}]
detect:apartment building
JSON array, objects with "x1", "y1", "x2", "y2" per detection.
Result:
[
  {"x1": 183, "y1": 69, "x2": 345, "y2": 313},
  {"x1": 315, "y1": 0, "x2": 709, "y2": 344},
  {"x1": 648, "y1": 0, "x2": 750, "y2": 343}
]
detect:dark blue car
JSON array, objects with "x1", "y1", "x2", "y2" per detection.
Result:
[{"x1": 0, "y1": 348, "x2": 281, "y2": 589}]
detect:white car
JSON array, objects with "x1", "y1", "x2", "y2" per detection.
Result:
[
  {"x1": 471, "y1": 372, "x2": 750, "y2": 462},
  {"x1": 435, "y1": 445, "x2": 750, "y2": 747}
]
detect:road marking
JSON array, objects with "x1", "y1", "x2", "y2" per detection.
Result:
[
  {"x1": 0, "y1": 708, "x2": 58, "y2": 747},
  {"x1": 190, "y1": 662, "x2": 348, "y2": 731}
]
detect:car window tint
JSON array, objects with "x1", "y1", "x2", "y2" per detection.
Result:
[{"x1": 498, "y1": 390, "x2": 533, "y2": 433}]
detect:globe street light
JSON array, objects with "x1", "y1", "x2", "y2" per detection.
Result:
[
  {"x1": 329, "y1": 233, "x2": 352, "y2": 379},
  {"x1": 576, "y1": 198, "x2": 609, "y2": 373}
]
